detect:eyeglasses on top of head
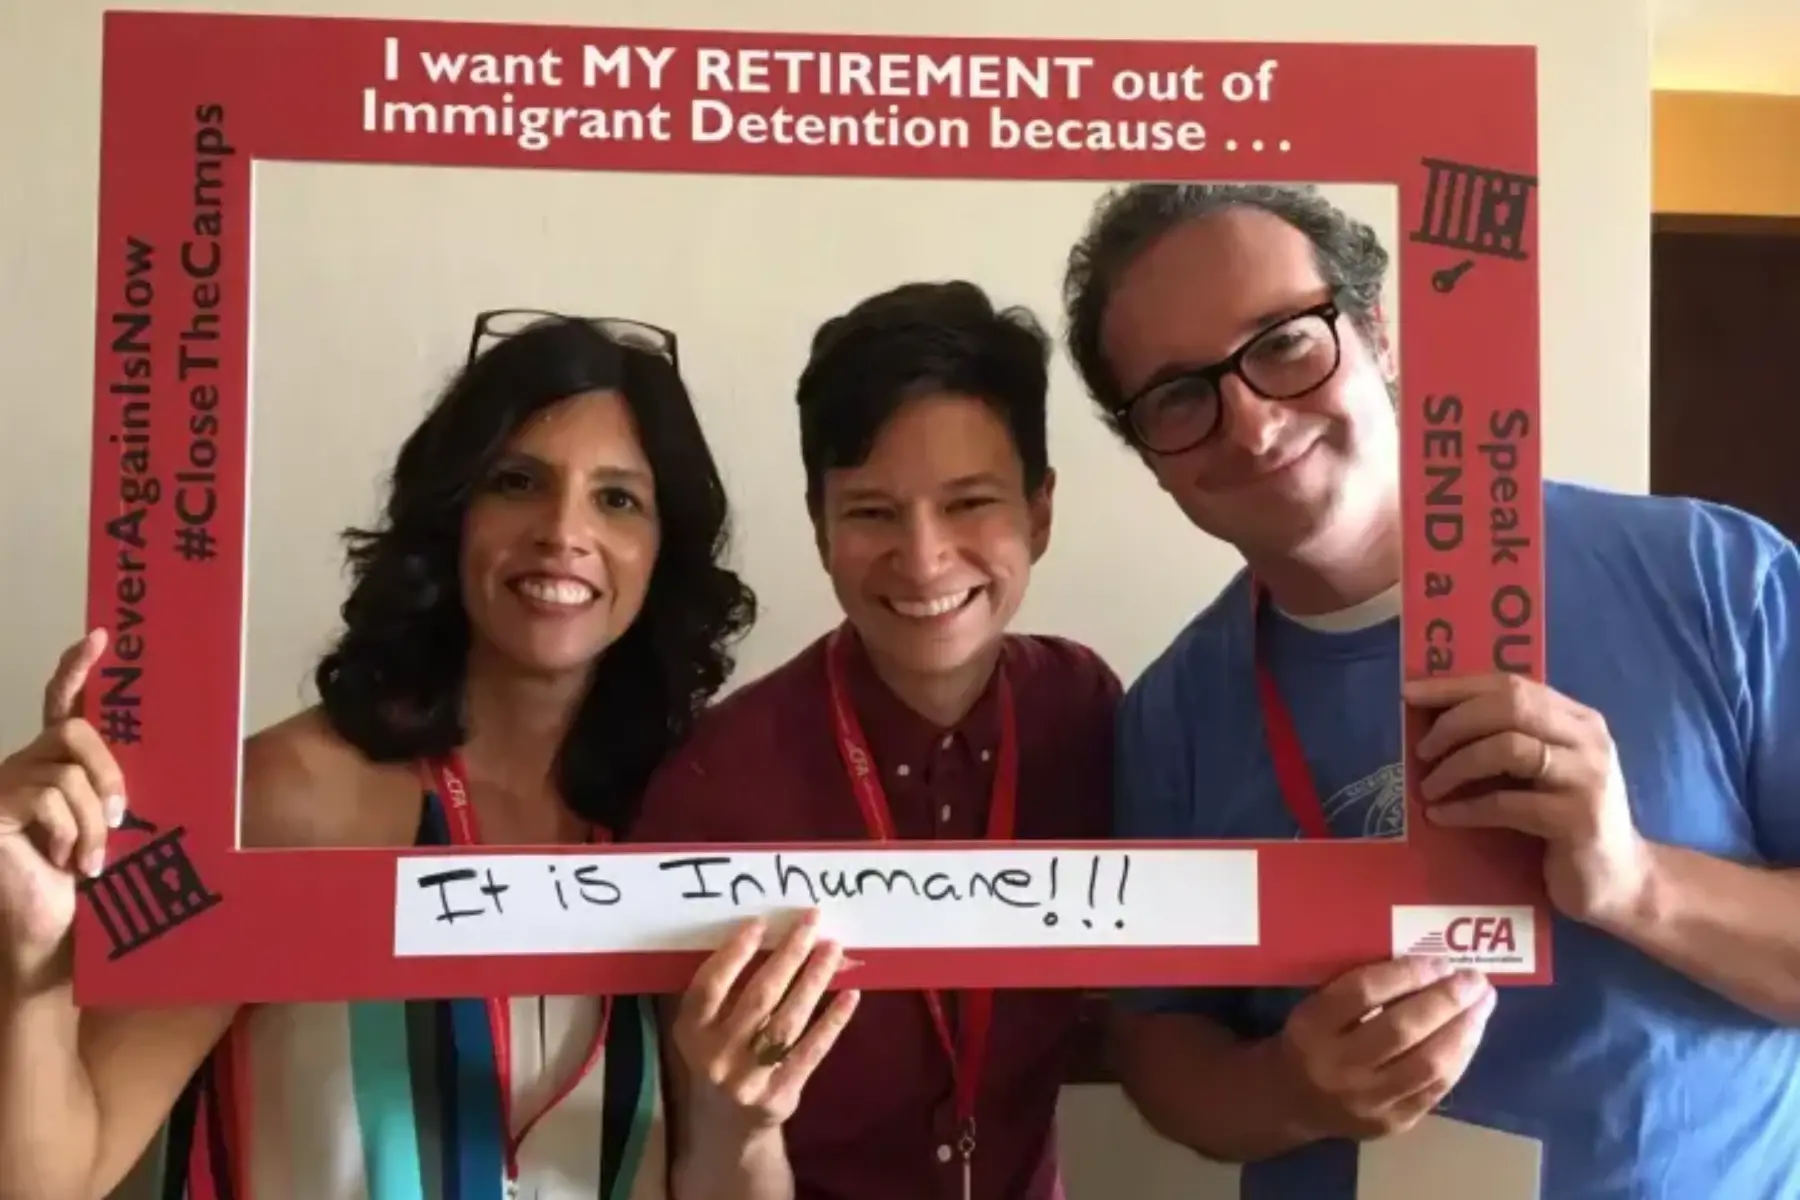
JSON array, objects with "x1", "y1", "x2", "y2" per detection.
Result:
[
  {"x1": 466, "y1": 308, "x2": 681, "y2": 371},
  {"x1": 1114, "y1": 297, "x2": 1349, "y2": 457}
]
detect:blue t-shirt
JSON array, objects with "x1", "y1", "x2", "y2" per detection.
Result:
[{"x1": 1114, "y1": 481, "x2": 1800, "y2": 1200}]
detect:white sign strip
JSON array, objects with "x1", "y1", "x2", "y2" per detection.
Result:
[{"x1": 392, "y1": 847, "x2": 1259, "y2": 957}]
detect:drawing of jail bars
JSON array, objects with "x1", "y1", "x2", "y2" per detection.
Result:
[
  {"x1": 1410, "y1": 158, "x2": 1538, "y2": 262},
  {"x1": 80, "y1": 825, "x2": 223, "y2": 960}
]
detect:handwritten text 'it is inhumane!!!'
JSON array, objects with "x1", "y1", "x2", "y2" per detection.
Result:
[
  {"x1": 391, "y1": 847, "x2": 1259, "y2": 956},
  {"x1": 360, "y1": 36, "x2": 1298, "y2": 155}
]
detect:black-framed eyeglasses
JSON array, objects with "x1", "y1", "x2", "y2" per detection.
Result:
[
  {"x1": 1115, "y1": 298, "x2": 1347, "y2": 456},
  {"x1": 466, "y1": 308, "x2": 680, "y2": 371}
]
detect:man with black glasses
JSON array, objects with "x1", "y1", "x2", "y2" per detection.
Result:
[{"x1": 1061, "y1": 182, "x2": 1800, "y2": 1198}]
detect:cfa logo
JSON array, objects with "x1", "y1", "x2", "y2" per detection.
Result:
[
  {"x1": 1390, "y1": 905, "x2": 1536, "y2": 974},
  {"x1": 1409, "y1": 915, "x2": 1517, "y2": 956},
  {"x1": 845, "y1": 743, "x2": 873, "y2": 780}
]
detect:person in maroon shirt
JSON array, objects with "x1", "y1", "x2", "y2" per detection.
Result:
[{"x1": 626, "y1": 280, "x2": 1121, "y2": 1200}]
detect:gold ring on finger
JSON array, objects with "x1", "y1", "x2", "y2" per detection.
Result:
[{"x1": 751, "y1": 1023, "x2": 792, "y2": 1067}]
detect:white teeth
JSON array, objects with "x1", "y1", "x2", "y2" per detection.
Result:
[
  {"x1": 513, "y1": 577, "x2": 596, "y2": 607},
  {"x1": 888, "y1": 589, "x2": 976, "y2": 619}
]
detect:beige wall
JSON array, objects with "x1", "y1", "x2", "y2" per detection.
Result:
[
  {"x1": 0, "y1": 1, "x2": 1650, "y2": 1198},
  {"x1": 1654, "y1": 90, "x2": 1800, "y2": 216},
  {"x1": 1650, "y1": 0, "x2": 1800, "y2": 95}
]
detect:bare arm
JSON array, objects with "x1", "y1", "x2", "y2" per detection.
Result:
[
  {"x1": 659, "y1": 995, "x2": 796, "y2": 1200},
  {"x1": 630, "y1": 754, "x2": 859, "y2": 1200},
  {"x1": 0, "y1": 712, "x2": 409, "y2": 1200},
  {"x1": 1406, "y1": 646, "x2": 1800, "y2": 1024},
  {"x1": 1596, "y1": 846, "x2": 1800, "y2": 1024},
  {"x1": 653, "y1": 913, "x2": 859, "y2": 1200},
  {"x1": 0, "y1": 975, "x2": 237, "y2": 1200},
  {"x1": 1110, "y1": 959, "x2": 1495, "y2": 1167},
  {"x1": 1109, "y1": 1008, "x2": 1321, "y2": 1165},
  {"x1": 1584, "y1": 543, "x2": 1800, "y2": 1024}
]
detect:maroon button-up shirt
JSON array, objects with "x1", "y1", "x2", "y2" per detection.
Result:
[{"x1": 629, "y1": 628, "x2": 1121, "y2": 1200}]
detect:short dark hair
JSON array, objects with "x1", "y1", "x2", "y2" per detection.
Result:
[
  {"x1": 1062, "y1": 183, "x2": 1390, "y2": 442},
  {"x1": 794, "y1": 280, "x2": 1052, "y2": 513},
  {"x1": 313, "y1": 315, "x2": 757, "y2": 833}
]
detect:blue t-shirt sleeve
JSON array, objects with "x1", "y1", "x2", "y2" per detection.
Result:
[
  {"x1": 1109, "y1": 660, "x2": 1248, "y2": 1028},
  {"x1": 1745, "y1": 537, "x2": 1800, "y2": 864}
]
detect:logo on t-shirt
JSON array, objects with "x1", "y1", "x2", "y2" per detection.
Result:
[
  {"x1": 1318, "y1": 761, "x2": 1406, "y2": 838},
  {"x1": 1391, "y1": 905, "x2": 1535, "y2": 973}
]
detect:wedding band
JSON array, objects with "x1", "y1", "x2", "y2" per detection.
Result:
[
  {"x1": 751, "y1": 1024, "x2": 791, "y2": 1067},
  {"x1": 1534, "y1": 739, "x2": 1553, "y2": 783}
]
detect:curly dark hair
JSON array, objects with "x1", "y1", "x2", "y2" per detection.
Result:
[
  {"x1": 312, "y1": 314, "x2": 757, "y2": 833},
  {"x1": 1062, "y1": 182, "x2": 1391, "y2": 445},
  {"x1": 794, "y1": 280, "x2": 1052, "y2": 513}
]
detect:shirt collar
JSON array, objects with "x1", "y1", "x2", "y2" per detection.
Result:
[{"x1": 836, "y1": 625, "x2": 1006, "y2": 770}]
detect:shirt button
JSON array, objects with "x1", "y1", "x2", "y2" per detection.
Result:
[
  {"x1": 939, "y1": 804, "x2": 952, "y2": 822},
  {"x1": 936, "y1": 1143, "x2": 953, "y2": 1164},
  {"x1": 980, "y1": 749, "x2": 991, "y2": 763},
  {"x1": 896, "y1": 764, "x2": 911, "y2": 777},
  {"x1": 941, "y1": 734, "x2": 954, "y2": 750}
]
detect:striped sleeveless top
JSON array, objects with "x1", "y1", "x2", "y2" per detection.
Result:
[{"x1": 156, "y1": 785, "x2": 669, "y2": 1200}]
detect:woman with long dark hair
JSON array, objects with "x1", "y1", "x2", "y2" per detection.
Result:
[{"x1": 0, "y1": 311, "x2": 756, "y2": 1200}]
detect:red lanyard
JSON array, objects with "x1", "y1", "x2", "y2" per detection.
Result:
[
  {"x1": 1249, "y1": 582, "x2": 1335, "y2": 839},
  {"x1": 823, "y1": 627, "x2": 1014, "y2": 1187},
  {"x1": 424, "y1": 753, "x2": 614, "y2": 1190}
]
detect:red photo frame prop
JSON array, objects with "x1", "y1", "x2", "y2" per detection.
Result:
[{"x1": 79, "y1": 11, "x2": 1548, "y2": 1006}]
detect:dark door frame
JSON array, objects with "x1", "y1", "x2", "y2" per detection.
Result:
[
  {"x1": 1655, "y1": 213, "x2": 1800, "y2": 237},
  {"x1": 1650, "y1": 210, "x2": 1800, "y2": 542}
]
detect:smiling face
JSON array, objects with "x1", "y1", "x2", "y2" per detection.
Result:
[
  {"x1": 459, "y1": 389, "x2": 661, "y2": 679},
  {"x1": 1099, "y1": 206, "x2": 1400, "y2": 564},
  {"x1": 816, "y1": 392, "x2": 1052, "y2": 687}
]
